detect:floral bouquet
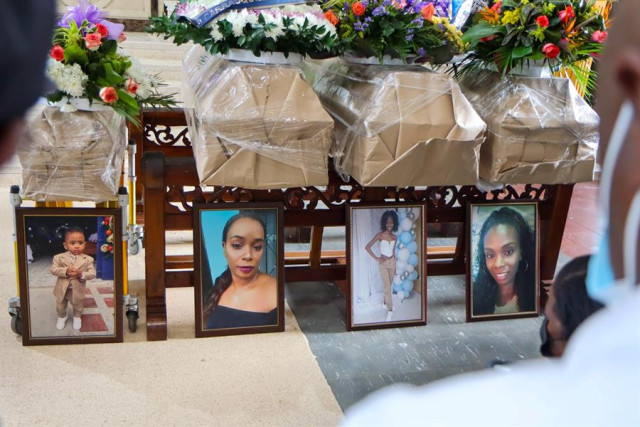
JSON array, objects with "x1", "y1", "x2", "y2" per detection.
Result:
[
  {"x1": 100, "y1": 216, "x2": 114, "y2": 259},
  {"x1": 461, "y1": 0, "x2": 613, "y2": 89},
  {"x1": 46, "y1": 0, "x2": 175, "y2": 126},
  {"x1": 147, "y1": 1, "x2": 341, "y2": 59},
  {"x1": 321, "y1": 0, "x2": 466, "y2": 63}
]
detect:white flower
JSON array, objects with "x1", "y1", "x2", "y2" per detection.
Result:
[
  {"x1": 46, "y1": 59, "x2": 88, "y2": 97},
  {"x1": 224, "y1": 11, "x2": 247, "y2": 38},
  {"x1": 262, "y1": 12, "x2": 285, "y2": 39},
  {"x1": 210, "y1": 25, "x2": 224, "y2": 42},
  {"x1": 124, "y1": 56, "x2": 157, "y2": 99}
]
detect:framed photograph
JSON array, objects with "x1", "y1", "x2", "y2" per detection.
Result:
[
  {"x1": 194, "y1": 202, "x2": 284, "y2": 338},
  {"x1": 466, "y1": 201, "x2": 540, "y2": 321},
  {"x1": 347, "y1": 203, "x2": 427, "y2": 331},
  {"x1": 16, "y1": 207, "x2": 123, "y2": 345}
]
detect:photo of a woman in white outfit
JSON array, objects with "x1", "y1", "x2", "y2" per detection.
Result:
[{"x1": 348, "y1": 205, "x2": 426, "y2": 329}]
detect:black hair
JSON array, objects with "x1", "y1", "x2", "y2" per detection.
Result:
[
  {"x1": 380, "y1": 210, "x2": 399, "y2": 232},
  {"x1": 473, "y1": 206, "x2": 536, "y2": 315},
  {"x1": 202, "y1": 211, "x2": 267, "y2": 320},
  {"x1": 552, "y1": 255, "x2": 604, "y2": 340},
  {"x1": 64, "y1": 226, "x2": 86, "y2": 241}
]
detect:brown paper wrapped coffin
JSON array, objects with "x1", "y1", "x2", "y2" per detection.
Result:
[
  {"x1": 183, "y1": 46, "x2": 333, "y2": 189},
  {"x1": 307, "y1": 60, "x2": 486, "y2": 187},
  {"x1": 20, "y1": 105, "x2": 125, "y2": 202},
  {"x1": 460, "y1": 71, "x2": 599, "y2": 185}
]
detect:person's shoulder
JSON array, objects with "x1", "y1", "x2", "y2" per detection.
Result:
[{"x1": 259, "y1": 273, "x2": 277, "y2": 289}]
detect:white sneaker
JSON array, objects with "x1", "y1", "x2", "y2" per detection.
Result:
[
  {"x1": 56, "y1": 317, "x2": 67, "y2": 330},
  {"x1": 72, "y1": 317, "x2": 82, "y2": 330},
  {"x1": 385, "y1": 311, "x2": 393, "y2": 321}
]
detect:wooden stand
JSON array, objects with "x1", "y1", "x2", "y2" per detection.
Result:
[{"x1": 134, "y1": 109, "x2": 573, "y2": 341}]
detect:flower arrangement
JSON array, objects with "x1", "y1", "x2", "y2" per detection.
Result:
[
  {"x1": 321, "y1": 0, "x2": 466, "y2": 63},
  {"x1": 47, "y1": 1, "x2": 175, "y2": 125},
  {"x1": 100, "y1": 216, "x2": 114, "y2": 258},
  {"x1": 147, "y1": 1, "x2": 341, "y2": 58},
  {"x1": 461, "y1": 0, "x2": 613, "y2": 86}
]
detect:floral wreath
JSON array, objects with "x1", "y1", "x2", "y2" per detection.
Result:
[
  {"x1": 147, "y1": 1, "x2": 341, "y2": 58},
  {"x1": 460, "y1": 0, "x2": 613, "y2": 93},
  {"x1": 46, "y1": 0, "x2": 175, "y2": 126},
  {"x1": 321, "y1": 0, "x2": 466, "y2": 63}
]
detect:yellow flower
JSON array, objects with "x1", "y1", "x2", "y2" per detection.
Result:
[{"x1": 501, "y1": 9, "x2": 520, "y2": 25}]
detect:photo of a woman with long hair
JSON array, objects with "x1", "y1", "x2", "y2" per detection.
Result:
[
  {"x1": 350, "y1": 205, "x2": 425, "y2": 328},
  {"x1": 200, "y1": 210, "x2": 279, "y2": 331},
  {"x1": 472, "y1": 205, "x2": 537, "y2": 317}
]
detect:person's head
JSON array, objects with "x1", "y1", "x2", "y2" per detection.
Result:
[
  {"x1": 222, "y1": 212, "x2": 268, "y2": 281},
  {"x1": 595, "y1": 1, "x2": 640, "y2": 282},
  {"x1": 542, "y1": 255, "x2": 604, "y2": 357},
  {"x1": 0, "y1": 2, "x2": 55, "y2": 165},
  {"x1": 63, "y1": 226, "x2": 86, "y2": 256},
  {"x1": 380, "y1": 210, "x2": 399, "y2": 232},
  {"x1": 476, "y1": 207, "x2": 535, "y2": 291}
]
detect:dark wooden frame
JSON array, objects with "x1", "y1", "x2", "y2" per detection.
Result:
[
  {"x1": 193, "y1": 202, "x2": 285, "y2": 337},
  {"x1": 465, "y1": 200, "x2": 540, "y2": 322},
  {"x1": 134, "y1": 108, "x2": 573, "y2": 341},
  {"x1": 346, "y1": 202, "x2": 427, "y2": 331},
  {"x1": 16, "y1": 207, "x2": 124, "y2": 345}
]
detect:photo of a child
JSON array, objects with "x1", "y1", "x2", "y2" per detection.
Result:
[{"x1": 51, "y1": 227, "x2": 96, "y2": 331}]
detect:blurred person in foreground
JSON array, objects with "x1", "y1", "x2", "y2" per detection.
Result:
[
  {"x1": 343, "y1": 1, "x2": 640, "y2": 424},
  {"x1": 0, "y1": 1, "x2": 56, "y2": 166}
]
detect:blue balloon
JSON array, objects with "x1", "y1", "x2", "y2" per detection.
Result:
[
  {"x1": 409, "y1": 271, "x2": 418, "y2": 281},
  {"x1": 402, "y1": 280, "x2": 413, "y2": 293},
  {"x1": 407, "y1": 241, "x2": 418, "y2": 253},
  {"x1": 408, "y1": 253, "x2": 419, "y2": 266},
  {"x1": 400, "y1": 231, "x2": 412, "y2": 244},
  {"x1": 393, "y1": 283, "x2": 403, "y2": 293},
  {"x1": 397, "y1": 209, "x2": 406, "y2": 220}
]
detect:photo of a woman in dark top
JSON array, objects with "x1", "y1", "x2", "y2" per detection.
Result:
[
  {"x1": 471, "y1": 204, "x2": 538, "y2": 319},
  {"x1": 200, "y1": 210, "x2": 278, "y2": 330}
]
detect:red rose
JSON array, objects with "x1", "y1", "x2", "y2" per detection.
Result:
[
  {"x1": 351, "y1": 2, "x2": 366, "y2": 16},
  {"x1": 592, "y1": 30, "x2": 608, "y2": 43},
  {"x1": 542, "y1": 43, "x2": 560, "y2": 59},
  {"x1": 95, "y1": 23, "x2": 109, "y2": 38},
  {"x1": 99, "y1": 87, "x2": 118, "y2": 104},
  {"x1": 107, "y1": 245, "x2": 113, "y2": 251},
  {"x1": 536, "y1": 15, "x2": 549, "y2": 28},
  {"x1": 421, "y1": 3, "x2": 435, "y2": 20},
  {"x1": 324, "y1": 10, "x2": 339, "y2": 26},
  {"x1": 480, "y1": 34, "x2": 497, "y2": 42},
  {"x1": 50, "y1": 45, "x2": 64, "y2": 61},
  {"x1": 104, "y1": 217, "x2": 110, "y2": 225},
  {"x1": 84, "y1": 33, "x2": 102, "y2": 51},
  {"x1": 126, "y1": 78, "x2": 139, "y2": 95},
  {"x1": 558, "y1": 5, "x2": 575, "y2": 24}
]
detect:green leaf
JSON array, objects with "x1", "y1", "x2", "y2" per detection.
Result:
[
  {"x1": 462, "y1": 22, "x2": 503, "y2": 44},
  {"x1": 512, "y1": 45, "x2": 533, "y2": 59},
  {"x1": 64, "y1": 44, "x2": 89, "y2": 65},
  {"x1": 102, "y1": 63, "x2": 124, "y2": 85}
]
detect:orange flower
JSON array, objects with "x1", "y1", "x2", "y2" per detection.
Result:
[
  {"x1": 421, "y1": 3, "x2": 435, "y2": 20},
  {"x1": 559, "y1": 5, "x2": 575, "y2": 24},
  {"x1": 324, "y1": 10, "x2": 339, "y2": 26},
  {"x1": 351, "y1": 2, "x2": 366, "y2": 16},
  {"x1": 84, "y1": 33, "x2": 102, "y2": 51}
]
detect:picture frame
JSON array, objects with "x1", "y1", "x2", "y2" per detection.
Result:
[
  {"x1": 194, "y1": 202, "x2": 285, "y2": 338},
  {"x1": 346, "y1": 203, "x2": 427, "y2": 331},
  {"x1": 466, "y1": 201, "x2": 540, "y2": 322},
  {"x1": 16, "y1": 207, "x2": 123, "y2": 345}
]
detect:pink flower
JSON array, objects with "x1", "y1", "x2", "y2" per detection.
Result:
[
  {"x1": 392, "y1": 0, "x2": 406, "y2": 9},
  {"x1": 558, "y1": 5, "x2": 575, "y2": 24},
  {"x1": 592, "y1": 30, "x2": 608, "y2": 43},
  {"x1": 421, "y1": 3, "x2": 435, "y2": 20},
  {"x1": 95, "y1": 23, "x2": 109, "y2": 38},
  {"x1": 491, "y1": 0, "x2": 502, "y2": 13},
  {"x1": 118, "y1": 32, "x2": 127, "y2": 43},
  {"x1": 50, "y1": 45, "x2": 64, "y2": 61},
  {"x1": 536, "y1": 15, "x2": 549, "y2": 28},
  {"x1": 99, "y1": 87, "x2": 118, "y2": 104},
  {"x1": 84, "y1": 33, "x2": 102, "y2": 51},
  {"x1": 542, "y1": 43, "x2": 560, "y2": 59},
  {"x1": 126, "y1": 78, "x2": 139, "y2": 95}
]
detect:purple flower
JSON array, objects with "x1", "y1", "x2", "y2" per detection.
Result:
[
  {"x1": 372, "y1": 6, "x2": 388, "y2": 15},
  {"x1": 418, "y1": 47, "x2": 425, "y2": 56},
  {"x1": 423, "y1": 0, "x2": 451, "y2": 18},
  {"x1": 365, "y1": 16, "x2": 373, "y2": 22},
  {"x1": 406, "y1": 34, "x2": 414, "y2": 41},
  {"x1": 362, "y1": 0, "x2": 369, "y2": 6},
  {"x1": 58, "y1": 0, "x2": 124, "y2": 40}
]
